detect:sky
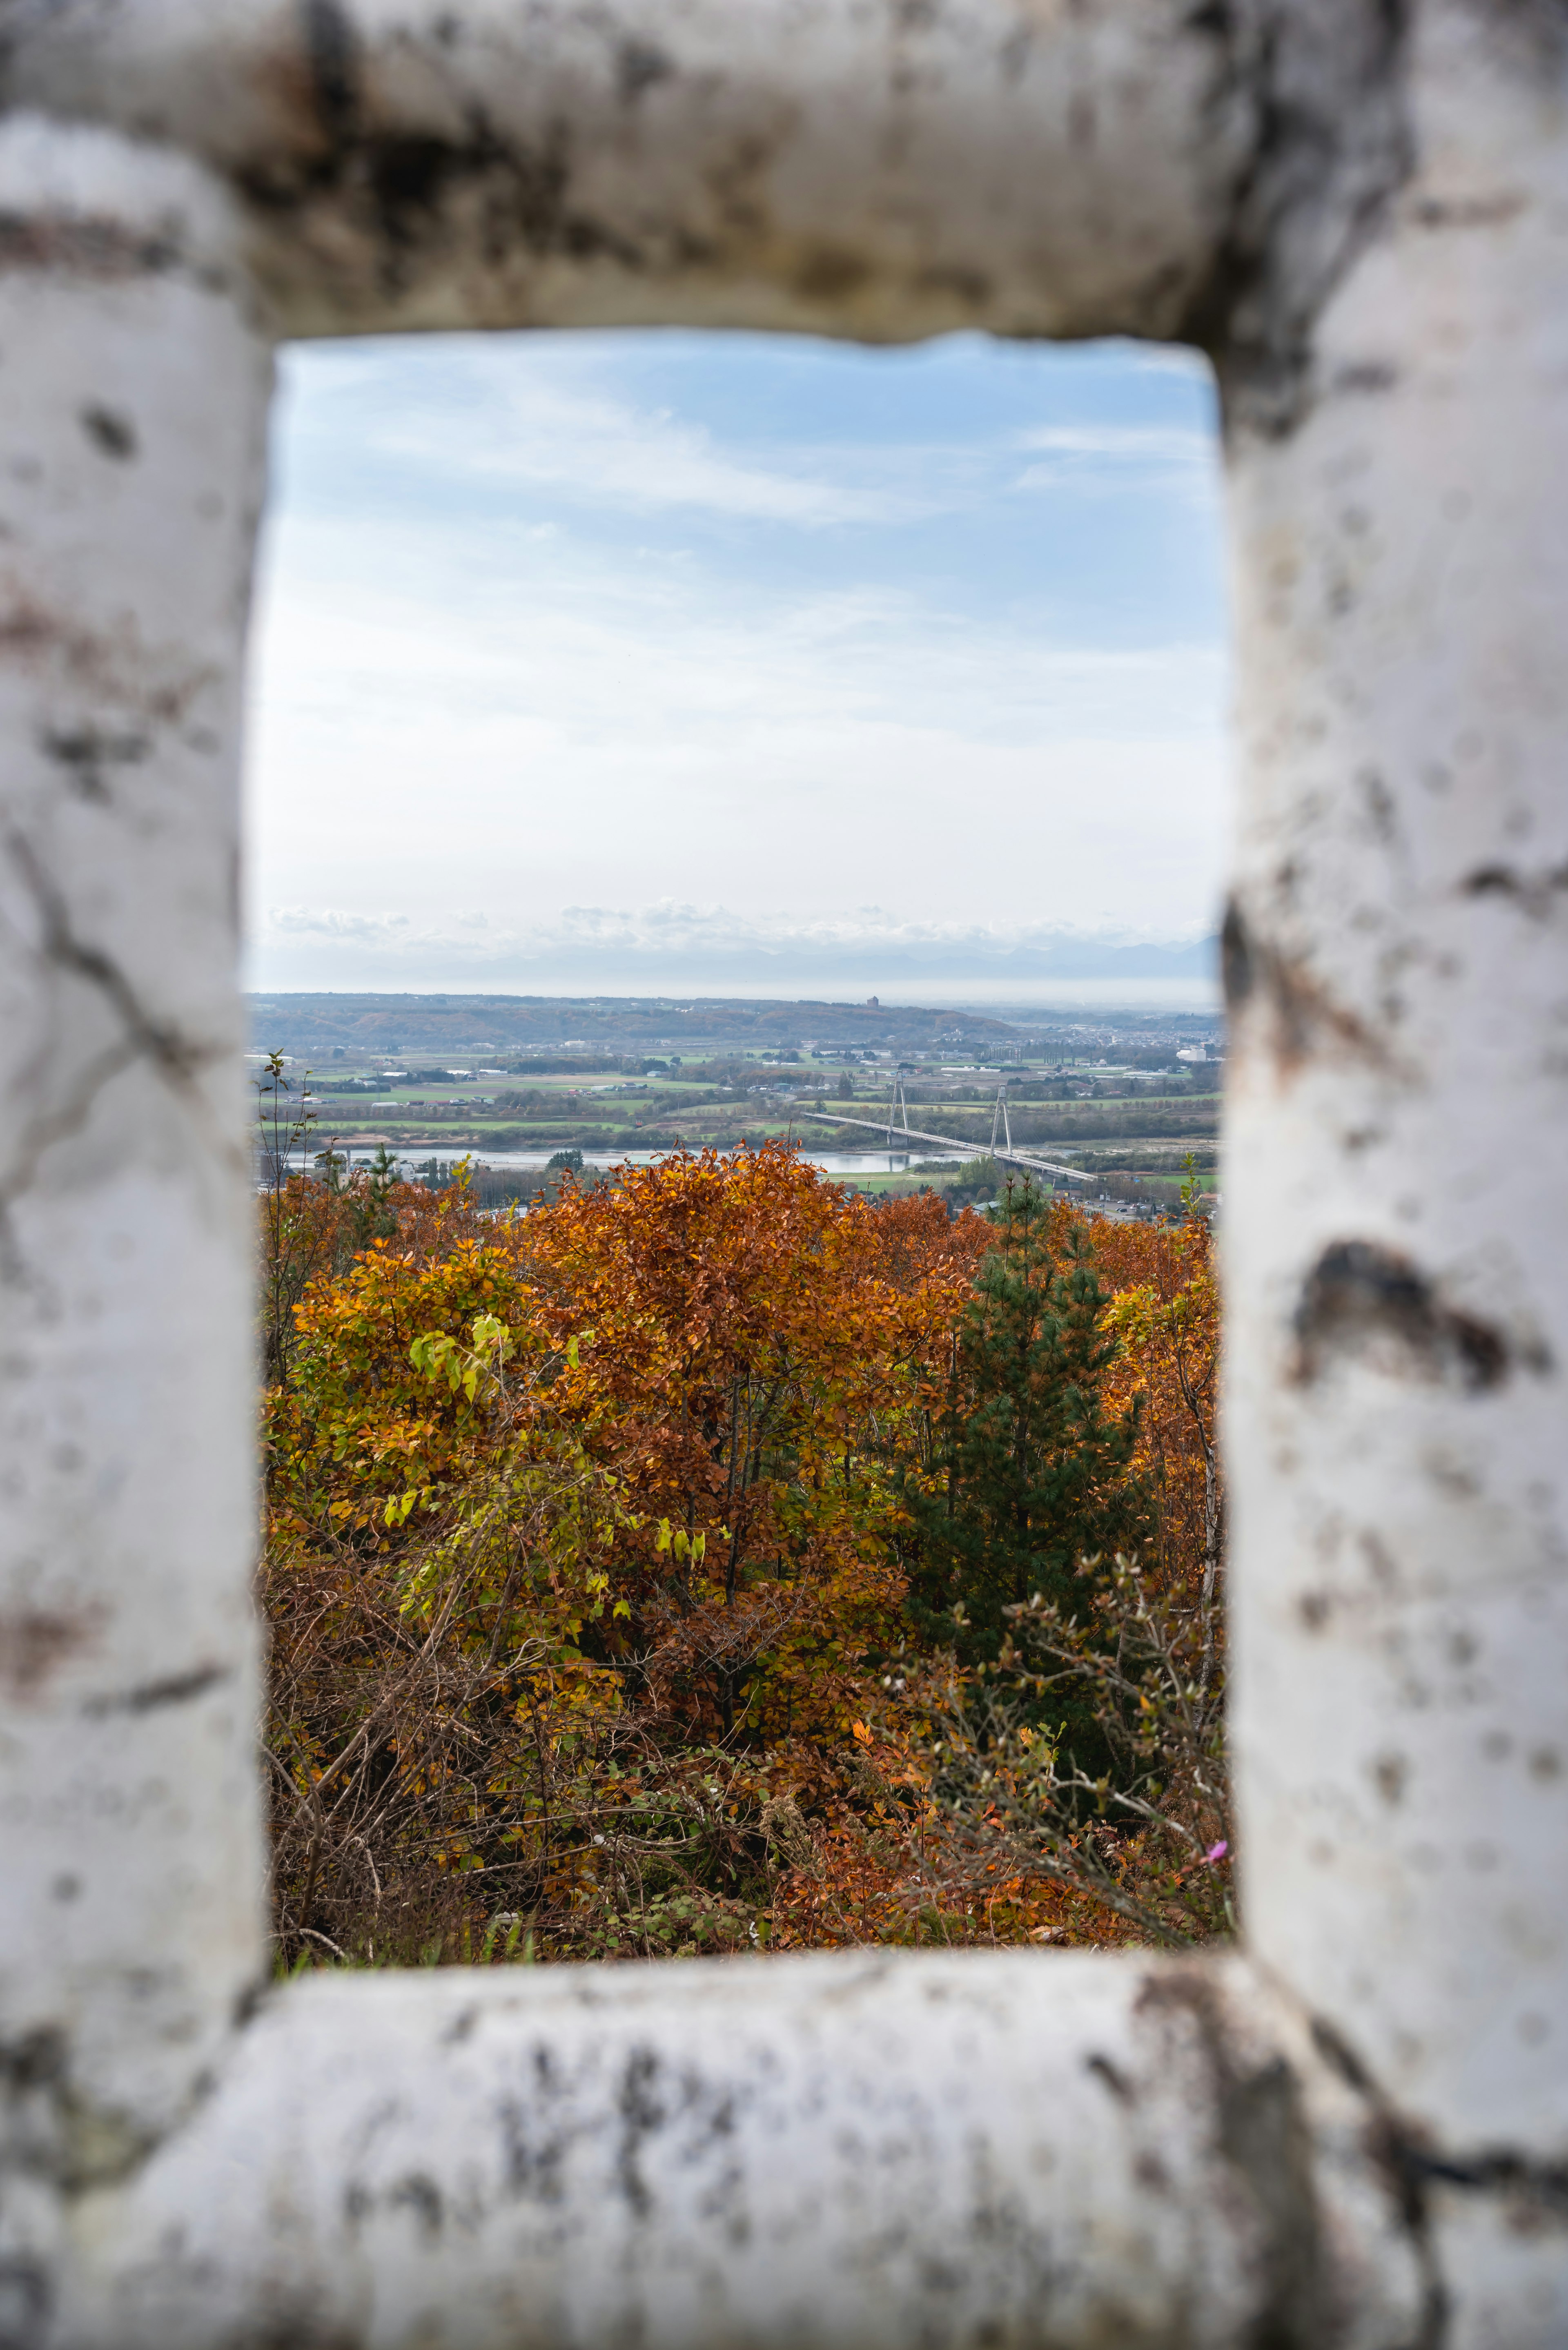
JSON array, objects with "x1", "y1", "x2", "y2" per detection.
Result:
[{"x1": 244, "y1": 327, "x2": 1231, "y2": 1005}]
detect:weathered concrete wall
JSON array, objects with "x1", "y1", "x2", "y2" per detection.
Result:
[
  {"x1": 57, "y1": 1955, "x2": 1427, "y2": 2350},
  {"x1": 1224, "y1": 0, "x2": 1568, "y2": 2264},
  {"x1": 5, "y1": 0, "x2": 1368, "y2": 351},
  {"x1": 0, "y1": 116, "x2": 273, "y2": 2160},
  {"x1": 1221, "y1": 16, "x2": 1568, "y2": 2332}
]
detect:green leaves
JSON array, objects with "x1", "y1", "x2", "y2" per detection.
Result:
[
  {"x1": 655, "y1": 1518, "x2": 707, "y2": 1567},
  {"x1": 410, "y1": 1328, "x2": 468, "y2": 1396},
  {"x1": 411, "y1": 1310, "x2": 516, "y2": 1404}
]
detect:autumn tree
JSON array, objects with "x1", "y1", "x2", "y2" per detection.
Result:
[
  {"x1": 1089, "y1": 1207, "x2": 1222, "y2": 1608},
  {"x1": 521, "y1": 1145, "x2": 986, "y2": 1747}
]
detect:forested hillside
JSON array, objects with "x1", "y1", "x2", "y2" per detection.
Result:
[{"x1": 262, "y1": 1147, "x2": 1227, "y2": 1969}]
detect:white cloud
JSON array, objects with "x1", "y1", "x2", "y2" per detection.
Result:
[
  {"x1": 1011, "y1": 422, "x2": 1217, "y2": 492},
  {"x1": 1015, "y1": 424, "x2": 1211, "y2": 461},
  {"x1": 249, "y1": 335, "x2": 1230, "y2": 997},
  {"x1": 270, "y1": 905, "x2": 410, "y2": 939},
  {"x1": 245, "y1": 545, "x2": 1222, "y2": 949},
  {"x1": 245, "y1": 523, "x2": 1229, "y2": 966},
  {"x1": 311, "y1": 346, "x2": 919, "y2": 526},
  {"x1": 256, "y1": 899, "x2": 1217, "y2": 996}
]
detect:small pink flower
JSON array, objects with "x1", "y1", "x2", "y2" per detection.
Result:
[{"x1": 1205, "y1": 1840, "x2": 1229, "y2": 1864}]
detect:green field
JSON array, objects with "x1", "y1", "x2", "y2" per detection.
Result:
[{"x1": 255, "y1": 1021, "x2": 1223, "y2": 1207}]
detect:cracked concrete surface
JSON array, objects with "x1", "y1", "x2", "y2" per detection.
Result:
[
  {"x1": 0, "y1": 3, "x2": 1565, "y2": 2343},
  {"x1": 0, "y1": 111, "x2": 272, "y2": 2190}
]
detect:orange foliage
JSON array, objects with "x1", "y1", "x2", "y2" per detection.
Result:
[
  {"x1": 261, "y1": 1154, "x2": 1222, "y2": 1969},
  {"x1": 1093, "y1": 1214, "x2": 1221, "y2": 1598},
  {"x1": 519, "y1": 1146, "x2": 992, "y2": 1745}
]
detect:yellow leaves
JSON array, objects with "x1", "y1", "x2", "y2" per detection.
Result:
[
  {"x1": 851, "y1": 1721, "x2": 873, "y2": 1747},
  {"x1": 470, "y1": 1312, "x2": 514, "y2": 1362},
  {"x1": 655, "y1": 1518, "x2": 707, "y2": 1568},
  {"x1": 1102, "y1": 1270, "x2": 1217, "y2": 1378},
  {"x1": 1103, "y1": 1281, "x2": 1161, "y2": 1353}
]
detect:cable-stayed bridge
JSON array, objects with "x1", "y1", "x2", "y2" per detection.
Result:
[{"x1": 807, "y1": 1079, "x2": 1091, "y2": 1186}]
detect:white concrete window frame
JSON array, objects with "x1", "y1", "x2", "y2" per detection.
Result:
[{"x1": 0, "y1": 4, "x2": 1564, "y2": 2344}]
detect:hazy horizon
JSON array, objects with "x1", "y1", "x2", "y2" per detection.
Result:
[{"x1": 246, "y1": 974, "x2": 1220, "y2": 1014}]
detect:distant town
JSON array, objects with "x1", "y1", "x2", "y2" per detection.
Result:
[{"x1": 250, "y1": 991, "x2": 1223, "y2": 1218}]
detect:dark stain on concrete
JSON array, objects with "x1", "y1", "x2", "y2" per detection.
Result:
[
  {"x1": 1085, "y1": 2051, "x2": 1136, "y2": 2105},
  {"x1": 617, "y1": 2046, "x2": 665, "y2": 2218},
  {"x1": 1330, "y1": 358, "x2": 1400, "y2": 397},
  {"x1": 1462, "y1": 860, "x2": 1568, "y2": 921},
  {"x1": 1138, "y1": 1968, "x2": 1337, "y2": 2350},
  {"x1": 79, "y1": 405, "x2": 138, "y2": 460},
  {"x1": 82, "y1": 1661, "x2": 231, "y2": 1717},
  {"x1": 1178, "y1": 0, "x2": 1414, "y2": 441},
  {"x1": 301, "y1": 0, "x2": 361, "y2": 145},
  {"x1": 497, "y1": 2088, "x2": 570, "y2": 2205},
  {"x1": 388, "y1": 2171, "x2": 444, "y2": 2242},
  {"x1": 1293, "y1": 1240, "x2": 1527, "y2": 1393},
  {"x1": 0, "y1": 212, "x2": 180, "y2": 281},
  {"x1": 1222, "y1": 898, "x2": 1398, "y2": 1079},
  {"x1": 0, "y1": 1609, "x2": 98, "y2": 1701},
  {"x1": 41, "y1": 723, "x2": 149, "y2": 804}
]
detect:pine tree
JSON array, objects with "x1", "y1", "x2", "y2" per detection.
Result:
[{"x1": 905, "y1": 1182, "x2": 1147, "y2": 1767}]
